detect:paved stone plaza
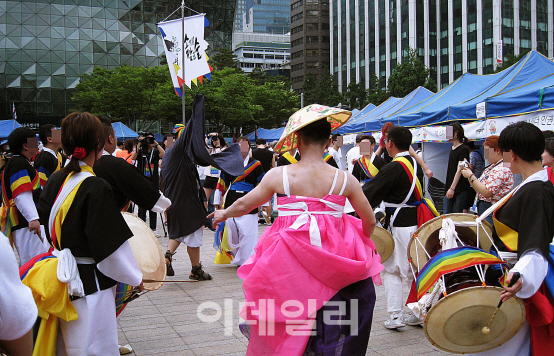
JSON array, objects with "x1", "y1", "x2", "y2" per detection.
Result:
[{"x1": 117, "y1": 222, "x2": 449, "y2": 356}]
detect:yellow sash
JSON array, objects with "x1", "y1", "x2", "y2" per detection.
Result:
[
  {"x1": 283, "y1": 152, "x2": 298, "y2": 164},
  {"x1": 360, "y1": 156, "x2": 379, "y2": 178},
  {"x1": 493, "y1": 191, "x2": 518, "y2": 251}
]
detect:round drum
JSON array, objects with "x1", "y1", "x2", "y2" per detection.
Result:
[
  {"x1": 371, "y1": 226, "x2": 394, "y2": 263},
  {"x1": 424, "y1": 286, "x2": 525, "y2": 354},
  {"x1": 408, "y1": 213, "x2": 494, "y2": 271},
  {"x1": 122, "y1": 212, "x2": 166, "y2": 290}
]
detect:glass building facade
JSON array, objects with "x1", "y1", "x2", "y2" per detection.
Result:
[
  {"x1": 243, "y1": 0, "x2": 290, "y2": 35},
  {"x1": 0, "y1": 0, "x2": 235, "y2": 122},
  {"x1": 331, "y1": 0, "x2": 554, "y2": 92}
]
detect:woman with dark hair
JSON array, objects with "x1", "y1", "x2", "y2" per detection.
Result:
[
  {"x1": 210, "y1": 106, "x2": 383, "y2": 356},
  {"x1": 542, "y1": 137, "x2": 554, "y2": 184},
  {"x1": 470, "y1": 121, "x2": 554, "y2": 356},
  {"x1": 461, "y1": 135, "x2": 513, "y2": 225},
  {"x1": 27, "y1": 112, "x2": 143, "y2": 355},
  {"x1": 444, "y1": 122, "x2": 471, "y2": 213}
]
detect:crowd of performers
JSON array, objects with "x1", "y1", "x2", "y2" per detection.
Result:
[{"x1": 0, "y1": 97, "x2": 553, "y2": 356}]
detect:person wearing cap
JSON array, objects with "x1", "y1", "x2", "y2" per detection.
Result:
[
  {"x1": 466, "y1": 121, "x2": 554, "y2": 356},
  {"x1": 210, "y1": 104, "x2": 383, "y2": 356},
  {"x1": 363, "y1": 126, "x2": 425, "y2": 329}
]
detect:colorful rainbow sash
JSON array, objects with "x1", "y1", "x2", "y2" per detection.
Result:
[
  {"x1": 416, "y1": 246, "x2": 505, "y2": 300},
  {"x1": 323, "y1": 152, "x2": 333, "y2": 163},
  {"x1": 359, "y1": 156, "x2": 379, "y2": 180},
  {"x1": 216, "y1": 160, "x2": 261, "y2": 195}
]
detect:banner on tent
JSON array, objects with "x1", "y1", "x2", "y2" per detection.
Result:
[{"x1": 486, "y1": 110, "x2": 554, "y2": 135}]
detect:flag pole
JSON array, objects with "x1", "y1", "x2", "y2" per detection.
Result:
[{"x1": 181, "y1": 0, "x2": 186, "y2": 125}]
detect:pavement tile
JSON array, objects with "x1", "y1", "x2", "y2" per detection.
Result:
[{"x1": 117, "y1": 219, "x2": 450, "y2": 355}]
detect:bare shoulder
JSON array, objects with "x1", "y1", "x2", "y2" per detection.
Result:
[{"x1": 343, "y1": 171, "x2": 363, "y2": 196}]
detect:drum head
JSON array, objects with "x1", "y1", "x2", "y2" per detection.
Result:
[
  {"x1": 408, "y1": 213, "x2": 494, "y2": 271},
  {"x1": 371, "y1": 226, "x2": 394, "y2": 263},
  {"x1": 424, "y1": 286, "x2": 526, "y2": 354},
  {"x1": 122, "y1": 212, "x2": 166, "y2": 290}
]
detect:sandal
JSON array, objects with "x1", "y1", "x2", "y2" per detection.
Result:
[
  {"x1": 190, "y1": 263, "x2": 212, "y2": 281},
  {"x1": 165, "y1": 250, "x2": 175, "y2": 277}
]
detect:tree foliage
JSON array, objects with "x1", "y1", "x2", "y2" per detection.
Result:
[
  {"x1": 209, "y1": 48, "x2": 241, "y2": 71},
  {"x1": 343, "y1": 81, "x2": 367, "y2": 110},
  {"x1": 302, "y1": 71, "x2": 343, "y2": 107},
  {"x1": 72, "y1": 65, "x2": 181, "y2": 129},
  {"x1": 387, "y1": 48, "x2": 434, "y2": 97}
]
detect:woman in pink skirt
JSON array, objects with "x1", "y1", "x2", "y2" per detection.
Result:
[{"x1": 210, "y1": 105, "x2": 383, "y2": 356}]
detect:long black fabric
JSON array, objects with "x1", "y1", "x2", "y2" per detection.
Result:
[
  {"x1": 161, "y1": 94, "x2": 243, "y2": 238},
  {"x1": 183, "y1": 94, "x2": 244, "y2": 177}
]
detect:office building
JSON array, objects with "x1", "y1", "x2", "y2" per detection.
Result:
[
  {"x1": 233, "y1": 32, "x2": 290, "y2": 73},
  {"x1": 290, "y1": 0, "x2": 331, "y2": 92},
  {"x1": 331, "y1": 0, "x2": 554, "y2": 91},
  {"x1": 241, "y1": 0, "x2": 290, "y2": 34},
  {"x1": 0, "y1": 0, "x2": 235, "y2": 123}
]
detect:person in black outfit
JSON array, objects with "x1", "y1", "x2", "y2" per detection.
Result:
[
  {"x1": 251, "y1": 139, "x2": 275, "y2": 173},
  {"x1": 131, "y1": 131, "x2": 165, "y2": 232},
  {"x1": 444, "y1": 123, "x2": 471, "y2": 213},
  {"x1": 352, "y1": 135, "x2": 386, "y2": 184}
]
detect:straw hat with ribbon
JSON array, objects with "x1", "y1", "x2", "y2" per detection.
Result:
[{"x1": 274, "y1": 104, "x2": 352, "y2": 153}]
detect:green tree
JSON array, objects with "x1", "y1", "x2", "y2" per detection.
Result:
[
  {"x1": 366, "y1": 74, "x2": 389, "y2": 106},
  {"x1": 72, "y1": 65, "x2": 181, "y2": 129},
  {"x1": 250, "y1": 81, "x2": 299, "y2": 128},
  {"x1": 343, "y1": 81, "x2": 367, "y2": 110},
  {"x1": 387, "y1": 48, "x2": 434, "y2": 97},
  {"x1": 492, "y1": 50, "x2": 530, "y2": 73},
  {"x1": 209, "y1": 48, "x2": 241, "y2": 71},
  {"x1": 302, "y1": 71, "x2": 343, "y2": 107}
]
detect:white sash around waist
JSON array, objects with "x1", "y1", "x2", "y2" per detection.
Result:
[{"x1": 277, "y1": 200, "x2": 344, "y2": 248}]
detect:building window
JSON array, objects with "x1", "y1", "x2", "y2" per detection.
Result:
[
  {"x1": 291, "y1": 51, "x2": 303, "y2": 59},
  {"x1": 291, "y1": 25, "x2": 304, "y2": 34},
  {"x1": 291, "y1": 13, "x2": 304, "y2": 22},
  {"x1": 306, "y1": 36, "x2": 319, "y2": 43},
  {"x1": 243, "y1": 53, "x2": 254, "y2": 58},
  {"x1": 291, "y1": 38, "x2": 304, "y2": 47},
  {"x1": 254, "y1": 54, "x2": 263, "y2": 59},
  {"x1": 306, "y1": 23, "x2": 318, "y2": 30},
  {"x1": 275, "y1": 55, "x2": 285, "y2": 59},
  {"x1": 292, "y1": 63, "x2": 304, "y2": 71},
  {"x1": 306, "y1": 49, "x2": 319, "y2": 55},
  {"x1": 306, "y1": 62, "x2": 320, "y2": 68},
  {"x1": 306, "y1": 10, "x2": 319, "y2": 17},
  {"x1": 291, "y1": 0, "x2": 303, "y2": 10}
]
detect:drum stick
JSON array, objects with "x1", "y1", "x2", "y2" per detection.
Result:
[
  {"x1": 482, "y1": 272, "x2": 521, "y2": 334},
  {"x1": 143, "y1": 279, "x2": 198, "y2": 283}
]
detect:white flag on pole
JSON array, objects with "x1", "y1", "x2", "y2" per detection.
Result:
[
  {"x1": 158, "y1": 14, "x2": 211, "y2": 96},
  {"x1": 12, "y1": 103, "x2": 16, "y2": 120}
]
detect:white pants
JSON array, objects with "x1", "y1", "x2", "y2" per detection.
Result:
[
  {"x1": 382, "y1": 225, "x2": 417, "y2": 316},
  {"x1": 226, "y1": 214, "x2": 258, "y2": 266},
  {"x1": 173, "y1": 226, "x2": 203, "y2": 247},
  {"x1": 13, "y1": 225, "x2": 49, "y2": 266},
  {"x1": 57, "y1": 286, "x2": 119, "y2": 356}
]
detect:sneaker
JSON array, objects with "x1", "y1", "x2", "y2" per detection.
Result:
[
  {"x1": 403, "y1": 311, "x2": 423, "y2": 326},
  {"x1": 165, "y1": 250, "x2": 175, "y2": 277},
  {"x1": 190, "y1": 263, "x2": 212, "y2": 281},
  {"x1": 384, "y1": 315, "x2": 406, "y2": 329}
]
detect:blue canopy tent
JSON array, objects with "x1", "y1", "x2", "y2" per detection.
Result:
[
  {"x1": 245, "y1": 127, "x2": 285, "y2": 142},
  {"x1": 112, "y1": 122, "x2": 138, "y2": 141},
  {"x1": 348, "y1": 103, "x2": 376, "y2": 122},
  {"x1": 0, "y1": 120, "x2": 21, "y2": 140},
  {"x1": 335, "y1": 98, "x2": 401, "y2": 134},
  {"x1": 385, "y1": 51, "x2": 554, "y2": 127}
]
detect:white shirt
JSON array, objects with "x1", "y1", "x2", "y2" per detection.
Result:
[
  {"x1": 345, "y1": 146, "x2": 361, "y2": 173},
  {"x1": 328, "y1": 146, "x2": 343, "y2": 170}
]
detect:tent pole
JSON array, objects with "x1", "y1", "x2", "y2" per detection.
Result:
[{"x1": 181, "y1": 0, "x2": 186, "y2": 126}]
